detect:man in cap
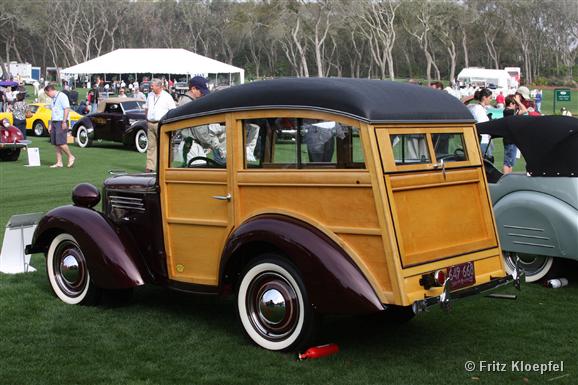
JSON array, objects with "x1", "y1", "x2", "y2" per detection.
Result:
[
  {"x1": 174, "y1": 76, "x2": 226, "y2": 165},
  {"x1": 178, "y1": 76, "x2": 209, "y2": 106}
]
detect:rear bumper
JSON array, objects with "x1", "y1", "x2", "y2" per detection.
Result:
[{"x1": 413, "y1": 262, "x2": 523, "y2": 313}]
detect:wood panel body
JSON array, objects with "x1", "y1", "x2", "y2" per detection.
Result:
[{"x1": 157, "y1": 112, "x2": 506, "y2": 308}]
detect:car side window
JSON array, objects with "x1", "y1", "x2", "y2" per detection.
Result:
[
  {"x1": 170, "y1": 122, "x2": 227, "y2": 168},
  {"x1": 390, "y1": 134, "x2": 431, "y2": 165},
  {"x1": 105, "y1": 104, "x2": 121, "y2": 113},
  {"x1": 242, "y1": 117, "x2": 365, "y2": 169},
  {"x1": 432, "y1": 133, "x2": 468, "y2": 162}
]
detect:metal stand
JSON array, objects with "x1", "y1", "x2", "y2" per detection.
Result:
[{"x1": 0, "y1": 213, "x2": 43, "y2": 274}]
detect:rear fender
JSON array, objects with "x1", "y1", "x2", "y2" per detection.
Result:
[
  {"x1": 28, "y1": 205, "x2": 145, "y2": 289},
  {"x1": 220, "y1": 214, "x2": 383, "y2": 315},
  {"x1": 494, "y1": 191, "x2": 578, "y2": 260}
]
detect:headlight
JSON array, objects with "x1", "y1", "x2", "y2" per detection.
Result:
[{"x1": 2, "y1": 119, "x2": 10, "y2": 128}]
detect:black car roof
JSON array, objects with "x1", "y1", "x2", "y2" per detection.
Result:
[
  {"x1": 477, "y1": 116, "x2": 578, "y2": 177},
  {"x1": 162, "y1": 78, "x2": 474, "y2": 124}
]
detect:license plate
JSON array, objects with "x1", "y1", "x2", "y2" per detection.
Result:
[{"x1": 447, "y1": 262, "x2": 475, "y2": 290}]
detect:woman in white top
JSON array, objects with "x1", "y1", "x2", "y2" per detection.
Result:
[{"x1": 467, "y1": 88, "x2": 493, "y2": 158}]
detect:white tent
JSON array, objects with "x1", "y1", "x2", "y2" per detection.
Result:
[
  {"x1": 61, "y1": 48, "x2": 244, "y2": 84},
  {"x1": 457, "y1": 67, "x2": 513, "y2": 91}
]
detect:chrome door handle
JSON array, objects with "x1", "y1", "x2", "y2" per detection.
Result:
[
  {"x1": 212, "y1": 193, "x2": 231, "y2": 202},
  {"x1": 432, "y1": 159, "x2": 446, "y2": 178}
]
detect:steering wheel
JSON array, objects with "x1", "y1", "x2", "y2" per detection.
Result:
[
  {"x1": 437, "y1": 148, "x2": 465, "y2": 162},
  {"x1": 186, "y1": 156, "x2": 222, "y2": 168}
]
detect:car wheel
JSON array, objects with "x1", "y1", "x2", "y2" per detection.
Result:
[
  {"x1": 76, "y1": 125, "x2": 92, "y2": 148},
  {"x1": 46, "y1": 233, "x2": 100, "y2": 305},
  {"x1": 0, "y1": 149, "x2": 21, "y2": 161},
  {"x1": 237, "y1": 255, "x2": 317, "y2": 351},
  {"x1": 503, "y1": 251, "x2": 555, "y2": 283},
  {"x1": 134, "y1": 128, "x2": 148, "y2": 153},
  {"x1": 33, "y1": 120, "x2": 47, "y2": 137}
]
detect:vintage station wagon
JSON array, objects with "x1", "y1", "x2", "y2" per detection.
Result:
[{"x1": 27, "y1": 79, "x2": 520, "y2": 351}]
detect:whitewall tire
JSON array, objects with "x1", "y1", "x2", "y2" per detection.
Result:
[
  {"x1": 47, "y1": 233, "x2": 99, "y2": 305},
  {"x1": 503, "y1": 251, "x2": 555, "y2": 283},
  {"x1": 237, "y1": 256, "x2": 316, "y2": 351},
  {"x1": 76, "y1": 125, "x2": 92, "y2": 148},
  {"x1": 134, "y1": 128, "x2": 148, "y2": 153}
]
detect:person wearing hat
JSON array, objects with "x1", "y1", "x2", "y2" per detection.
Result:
[
  {"x1": 515, "y1": 86, "x2": 537, "y2": 113},
  {"x1": 178, "y1": 76, "x2": 209, "y2": 106}
]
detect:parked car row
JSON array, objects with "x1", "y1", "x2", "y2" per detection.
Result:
[
  {"x1": 0, "y1": 98, "x2": 148, "y2": 153},
  {"x1": 0, "y1": 103, "x2": 83, "y2": 137}
]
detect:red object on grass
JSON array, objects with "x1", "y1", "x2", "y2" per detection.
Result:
[{"x1": 298, "y1": 344, "x2": 339, "y2": 360}]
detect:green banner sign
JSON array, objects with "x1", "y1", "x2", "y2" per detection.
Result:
[{"x1": 555, "y1": 89, "x2": 571, "y2": 102}]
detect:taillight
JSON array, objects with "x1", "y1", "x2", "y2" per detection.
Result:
[
  {"x1": 433, "y1": 270, "x2": 446, "y2": 286},
  {"x1": 419, "y1": 269, "x2": 447, "y2": 290}
]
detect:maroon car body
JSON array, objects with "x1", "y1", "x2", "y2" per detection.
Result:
[{"x1": 0, "y1": 119, "x2": 27, "y2": 161}]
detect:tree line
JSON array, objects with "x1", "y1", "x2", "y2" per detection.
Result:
[{"x1": 1, "y1": 0, "x2": 577, "y2": 85}]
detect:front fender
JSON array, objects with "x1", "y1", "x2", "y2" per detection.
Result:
[
  {"x1": 220, "y1": 214, "x2": 383, "y2": 315},
  {"x1": 494, "y1": 191, "x2": 578, "y2": 260},
  {"x1": 27, "y1": 205, "x2": 145, "y2": 289},
  {"x1": 125, "y1": 120, "x2": 147, "y2": 136},
  {"x1": 71, "y1": 117, "x2": 93, "y2": 137}
]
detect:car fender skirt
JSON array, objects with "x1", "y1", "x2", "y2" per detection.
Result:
[
  {"x1": 221, "y1": 214, "x2": 383, "y2": 315},
  {"x1": 494, "y1": 191, "x2": 578, "y2": 259},
  {"x1": 27, "y1": 205, "x2": 145, "y2": 289}
]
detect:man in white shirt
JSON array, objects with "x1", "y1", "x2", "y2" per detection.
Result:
[
  {"x1": 45, "y1": 84, "x2": 75, "y2": 168},
  {"x1": 144, "y1": 78, "x2": 176, "y2": 172}
]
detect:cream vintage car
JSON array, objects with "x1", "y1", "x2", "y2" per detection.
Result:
[{"x1": 27, "y1": 78, "x2": 520, "y2": 352}]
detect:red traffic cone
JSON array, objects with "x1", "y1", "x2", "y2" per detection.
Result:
[{"x1": 298, "y1": 344, "x2": 339, "y2": 360}]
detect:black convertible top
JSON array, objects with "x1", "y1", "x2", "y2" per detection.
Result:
[
  {"x1": 162, "y1": 78, "x2": 474, "y2": 124},
  {"x1": 477, "y1": 116, "x2": 578, "y2": 177}
]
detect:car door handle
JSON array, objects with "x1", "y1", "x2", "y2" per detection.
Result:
[
  {"x1": 212, "y1": 193, "x2": 231, "y2": 202},
  {"x1": 432, "y1": 159, "x2": 446, "y2": 178}
]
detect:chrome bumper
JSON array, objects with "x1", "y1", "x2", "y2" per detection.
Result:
[
  {"x1": 413, "y1": 259, "x2": 524, "y2": 313},
  {"x1": 0, "y1": 142, "x2": 28, "y2": 150}
]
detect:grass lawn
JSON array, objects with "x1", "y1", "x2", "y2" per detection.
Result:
[{"x1": 1, "y1": 138, "x2": 576, "y2": 385}]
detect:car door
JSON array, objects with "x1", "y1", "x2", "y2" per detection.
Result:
[
  {"x1": 376, "y1": 125, "x2": 499, "y2": 268},
  {"x1": 159, "y1": 115, "x2": 232, "y2": 286}
]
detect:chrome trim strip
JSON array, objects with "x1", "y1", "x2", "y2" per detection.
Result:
[
  {"x1": 507, "y1": 233, "x2": 550, "y2": 240},
  {"x1": 111, "y1": 205, "x2": 145, "y2": 211},
  {"x1": 512, "y1": 241, "x2": 555, "y2": 248},
  {"x1": 503, "y1": 225, "x2": 544, "y2": 232}
]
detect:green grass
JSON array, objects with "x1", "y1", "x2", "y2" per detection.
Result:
[{"x1": 1, "y1": 137, "x2": 576, "y2": 385}]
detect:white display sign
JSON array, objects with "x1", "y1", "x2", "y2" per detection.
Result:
[{"x1": 26, "y1": 147, "x2": 41, "y2": 167}]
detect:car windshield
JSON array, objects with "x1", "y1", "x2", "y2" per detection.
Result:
[{"x1": 121, "y1": 101, "x2": 144, "y2": 111}]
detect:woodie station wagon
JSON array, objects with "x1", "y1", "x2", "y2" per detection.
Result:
[{"x1": 27, "y1": 78, "x2": 521, "y2": 351}]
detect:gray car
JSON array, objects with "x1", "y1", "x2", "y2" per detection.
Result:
[{"x1": 478, "y1": 116, "x2": 578, "y2": 282}]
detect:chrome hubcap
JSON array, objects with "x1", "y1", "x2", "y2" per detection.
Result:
[
  {"x1": 60, "y1": 255, "x2": 80, "y2": 285},
  {"x1": 54, "y1": 241, "x2": 87, "y2": 297},
  {"x1": 247, "y1": 272, "x2": 299, "y2": 341},
  {"x1": 137, "y1": 132, "x2": 148, "y2": 149},
  {"x1": 506, "y1": 252, "x2": 549, "y2": 275},
  {"x1": 259, "y1": 288, "x2": 286, "y2": 325},
  {"x1": 78, "y1": 128, "x2": 87, "y2": 144},
  {"x1": 34, "y1": 124, "x2": 43, "y2": 136}
]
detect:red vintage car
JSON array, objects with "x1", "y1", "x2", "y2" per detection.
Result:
[{"x1": 0, "y1": 118, "x2": 27, "y2": 161}]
